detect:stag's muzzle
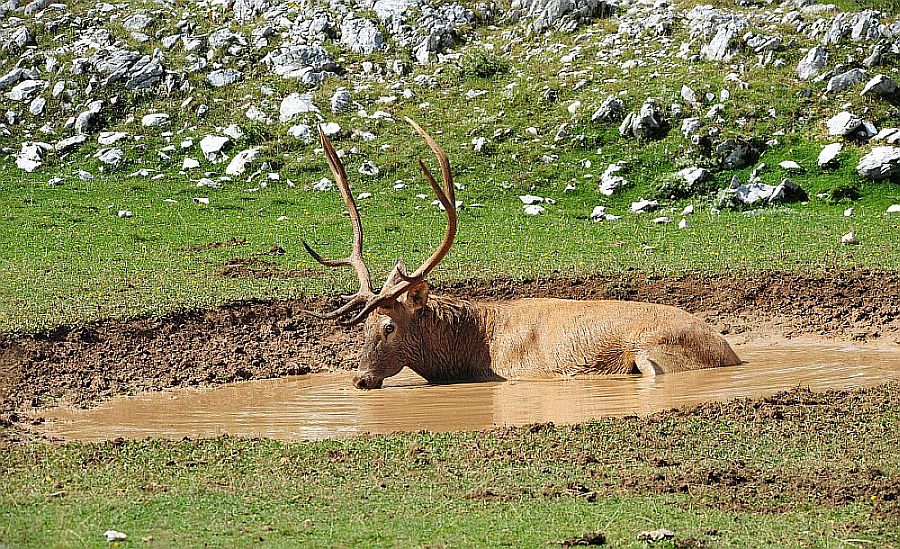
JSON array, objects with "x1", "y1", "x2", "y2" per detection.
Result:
[{"x1": 352, "y1": 374, "x2": 384, "y2": 390}]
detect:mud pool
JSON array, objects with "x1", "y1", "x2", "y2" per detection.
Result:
[{"x1": 33, "y1": 338, "x2": 900, "y2": 441}]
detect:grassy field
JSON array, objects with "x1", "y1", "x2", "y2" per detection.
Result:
[
  {"x1": 3, "y1": 386, "x2": 898, "y2": 548},
  {"x1": 2, "y1": 0, "x2": 900, "y2": 332}
]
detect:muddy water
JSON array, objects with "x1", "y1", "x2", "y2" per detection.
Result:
[{"x1": 35, "y1": 338, "x2": 900, "y2": 442}]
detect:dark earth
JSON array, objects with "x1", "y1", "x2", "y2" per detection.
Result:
[{"x1": 1, "y1": 269, "x2": 898, "y2": 414}]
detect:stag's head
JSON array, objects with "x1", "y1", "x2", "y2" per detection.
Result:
[{"x1": 303, "y1": 118, "x2": 456, "y2": 389}]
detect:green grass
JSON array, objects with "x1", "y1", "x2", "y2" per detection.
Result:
[{"x1": 3, "y1": 385, "x2": 899, "y2": 548}]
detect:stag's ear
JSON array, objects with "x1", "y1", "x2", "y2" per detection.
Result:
[{"x1": 404, "y1": 281, "x2": 430, "y2": 312}]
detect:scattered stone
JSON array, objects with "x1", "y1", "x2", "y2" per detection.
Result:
[
  {"x1": 844, "y1": 207, "x2": 853, "y2": 217},
  {"x1": 225, "y1": 148, "x2": 260, "y2": 176},
  {"x1": 637, "y1": 529, "x2": 674, "y2": 543},
  {"x1": 630, "y1": 198, "x2": 659, "y2": 213},
  {"x1": 200, "y1": 135, "x2": 230, "y2": 161},
  {"x1": 599, "y1": 163, "x2": 628, "y2": 196},
  {"x1": 264, "y1": 44, "x2": 337, "y2": 82},
  {"x1": 681, "y1": 117, "x2": 701, "y2": 137},
  {"x1": 207, "y1": 69, "x2": 243, "y2": 88},
  {"x1": 104, "y1": 530, "x2": 127, "y2": 543},
  {"x1": 520, "y1": 195, "x2": 545, "y2": 205},
  {"x1": 472, "y1": 136, "x2": 488, "y2": 152},
  {"x1": 652, "y1": 216, "x2": 671, "y2": 224},
  {"x1": 95, "y1": 148, "x2": 124, "y2": 166},
  {"x1": 620, "y1": 99, "x2": 665, "y2": 140},
  {"x1": 796, "y1": 46, "x2": 828, "y2": 80},
  {"x1": 99, "y1": 132, "x2": 127, "y2": 145},
  {"x1": 55, "y1": 134, "x2": 88, "y2": 152},
  {"x1": 554, "y1": 531, "x2": 606, "y2": 547},
  {"x1": 676, "y1": 166, "x2": 711, "y2": 185},
  {"x1": 358, "y1": 160, "x2": 380, "y2": 176},
  {"x1": 818, "y1": 143, "x2": 843, "y2": 168},
  {"x1": 330, "y1": 88, "x2": 351, "y2": 114},
  {"x1": 860, "y1": 74, "x2": 898, "y2": 97},
  {"x1": 320, "y1": 122, "x2": 341, "y2": 137},
  {"x1": 718, "y1": 177, "x2": 807, "y2": 208},
  {"x1": 16, "y1": 142, "x2": 46, "y2": 172},
  {"x1": 117, "y1": 210, "x2": 133, "y2": 218},
  {"x1": 193, "y1": 197, "x2": 210, "y2": 205},
  {"x1": 313, "y1": 178, "x2": 333, "y2": 191},
  {"x1": 678, "y1": 218, "x2": 690, "y2": 229},
  {"x1": 856, "y1": 146, "x2": 900, "y2": 179},
  {"x1": 223, "y1": 125, "x2": 244, "y2": 140},
  {"x1": 48, "y1": 176, "x2": 64, "y2": 187},
  {"x1": 886, "y1": 204, "x2": 900, "y2": 213},
  {"x1": 841, "y1": 231, "x2": 858, "y2": 245},
  {"x1": 6, "y1": 79, "x2": 44, "y2": 101},
  {"x1": 182, "y1": 157, "x2": 200, "y2": 170},
  {"x1": 280, "y1": 93, "x2": 320, "y2": 123},
  {"x1": 288, "y1": 124, "x2": 313, "y2": 142},
  {"x1": 141, "y1": 113, "x2": 169, "y2": 127},
  {"x1": 779, "y1": 160, "x2": 803, "y2": 172},
  {"x1": 340, "y1": 17, "x2": 385, "y2": 54},
  {"x1": 523, "y1": 204, "x2": 545, "y2": 216},
  {"x1": 826, "y1": 68, "x2": 867, "y2": 94},
  {"x1": 591, "y1": 96, "x2": 624, "y2": 122}
]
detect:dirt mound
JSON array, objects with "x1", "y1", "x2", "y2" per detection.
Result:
[{"x1": 1, "y1": 270, "x2": 898, "y2": 414}]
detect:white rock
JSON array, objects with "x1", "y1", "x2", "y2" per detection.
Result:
[
  {"x1": 225, "y1": 148, "x2": 260, "y2": 176},
  {"x1": 313, "y1": 178, "x2": 332, "y2": 191},
  {"x1": 95, "y1": 148, "x2": 124, "y2": 166},
  {"x1": 141, "y1": 113, "x2": 170, "y2": 127},
  {"x1": 104, "y1": 531, "x2": 127, "y2": 543},
  {"x1": 779, "y1": 160, "x2": 803, "y2": 172},
  {"x1": 523, "y1": 204, "x2": 545, "y2": 216},
  {"x1": 78, "y1": 170, "x2": 94, "y2": 181},
  {"x1": 630, "y1": 198, "x2": 659, "y2": 213},
  {"x1": 857, "y1": 146, "x2": 900, "y2": 179},
  {"x1": 680, "y1": 84, "x2": 697, "y2": 104},
  {"x1": 519, "y1": 195, "x2": 545, "y2": 205},
  {"x1": 98, "y1": 132, "x2": 127, "y2": 145},
  {"x1": 861, "y1": 74, "x2": 898, "y2": 97},
  {"x1": 223, "y1": 124, "x2": 244, "y2": 140},
  {"x1": 358, "y1": 160, "x2": 379, "y2": 176},
  {"x1": 357, "y1": 192, "x2": 373, "y2": 200},
  {"x1": 200, "y1": 135, "x2": 229, "y2": 161},
  {"x1": 117, "y1": 210, "x2": 133, "y2": 218},
  {"x1": 818, "y1": 143, "x2": 842, "y2": 168},
  {"x1": 330, "y1": 88, "x2": 351, "y2": 114},
  {"x1": 844, "y1": 207, "x2": 854, "y2": 217},
  {"x1": 193, "y1": 197, "x2": 210, "y2": 205},
  {"x1": 48, "y1": 176, "x2": 64, "y2": 187},
  {"x1": 887, "y1": 204, "x2": 900, "y2": 213},
  {"x1": 182, "y1": 157, "x2": 200, "y2": 170},
  {"x1": 472, "y1": 136, "x2": 487, "y2": 152},
  {"x1": 16, "y1": 143, "x2": 43, "y2": 172},
  {"x1": 279, "y1": 92, "x2": 320, "y2": 123},
  {"x1": 652, "y1": 216, "x2": 671, "y2": 224},
  {"x1": 287, "y1": 124, "x2": 312, "y2": 142},
  {"x1": 567, "y1": 100, "x2": 581, "y2": 115},
  {"x1": 682, "y1": 204, "x2": 695, "y2": 216},
  {"x1": 599, "y1": 163, "x2": 628, "y2": 196},
  {"x1": 678, "y1": 218, "x2": 690, "y2": 229},
  {"x1": 827, "y1": 111, "x2": 862, "y2": 136},
  {"x1": 320, "y1": 122, "x2": 341, "y2": 137},
  {"x1": 841, "y1": 231, "x2": 858, "y2": 245}
]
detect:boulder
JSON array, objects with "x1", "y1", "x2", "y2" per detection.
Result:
[{"x1": 857, "y1": 147, "x2": 900, "y2": 179}]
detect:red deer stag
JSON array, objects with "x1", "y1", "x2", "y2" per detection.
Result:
[{"x1": 304, "y1": 118, "x2": 741, "y2": 389}]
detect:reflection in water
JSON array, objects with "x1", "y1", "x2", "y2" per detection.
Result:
[{"x1": 35, "y1": 339, "x2": 900, "y2": 442}]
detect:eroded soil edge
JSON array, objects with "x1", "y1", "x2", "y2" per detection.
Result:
[{"x1": 1, "y1": 270, "x2": 898, "y2": 415}]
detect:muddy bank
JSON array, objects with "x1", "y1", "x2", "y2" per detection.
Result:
[{"x1": 1, "y1": 270, "x2": 898, "y2": 415}]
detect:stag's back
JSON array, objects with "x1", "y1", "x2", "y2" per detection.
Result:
[{"x1": 483, "y1": 298, "x2": 740, "y2": 378}]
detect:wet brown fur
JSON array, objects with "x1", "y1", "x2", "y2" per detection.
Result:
[{"x1": 354, "y1": 285, "x2": 741, "y2": 388}]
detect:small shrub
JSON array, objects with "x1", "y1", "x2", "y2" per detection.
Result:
[
  {"x1": 456, "y1": 51, "x2": 509, "y2": 79},
  {"x1": 820, "y1": 183, "x2": 861, "y2": 204}
]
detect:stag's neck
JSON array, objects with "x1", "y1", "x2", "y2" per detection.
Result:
[{"x1": 408, "y1": 296, "x2": 499, "y2": 384}]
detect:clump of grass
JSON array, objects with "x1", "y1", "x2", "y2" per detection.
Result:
[{"x1": 456, "y1": 50, "x2": 509, "y2": 79}]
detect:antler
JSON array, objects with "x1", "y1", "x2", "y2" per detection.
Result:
[
  {"x1": 301, "y1": 125, "x2": 376, "y2": 321},
  {"x1": 304, "y1": 117, "x2": 457, "y2": 326}
]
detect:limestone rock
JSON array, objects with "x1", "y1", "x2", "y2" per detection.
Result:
[{"x1": 856, "y1": 146, "x2": 900, "y2": 179}]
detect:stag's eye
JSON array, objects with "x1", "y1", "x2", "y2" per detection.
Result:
[{"x1": 383, "y1": 323, "x2": 395, "y2": 336}]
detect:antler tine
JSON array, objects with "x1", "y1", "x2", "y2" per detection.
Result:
[
  {"x1": 342, "y1": 118, "x2": 458, "y2": 321},
  {"x1": 302, "y1": 126, "x2": 377, "y2": 326}
]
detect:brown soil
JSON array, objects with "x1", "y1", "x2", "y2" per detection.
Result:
[{"x1": 1, "y1": 270, "x2": 898, "y2": 419}]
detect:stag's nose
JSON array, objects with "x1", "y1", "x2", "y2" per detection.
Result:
[{"x1": 353, "y1": 375, "x2": 383, "y2": 390}]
